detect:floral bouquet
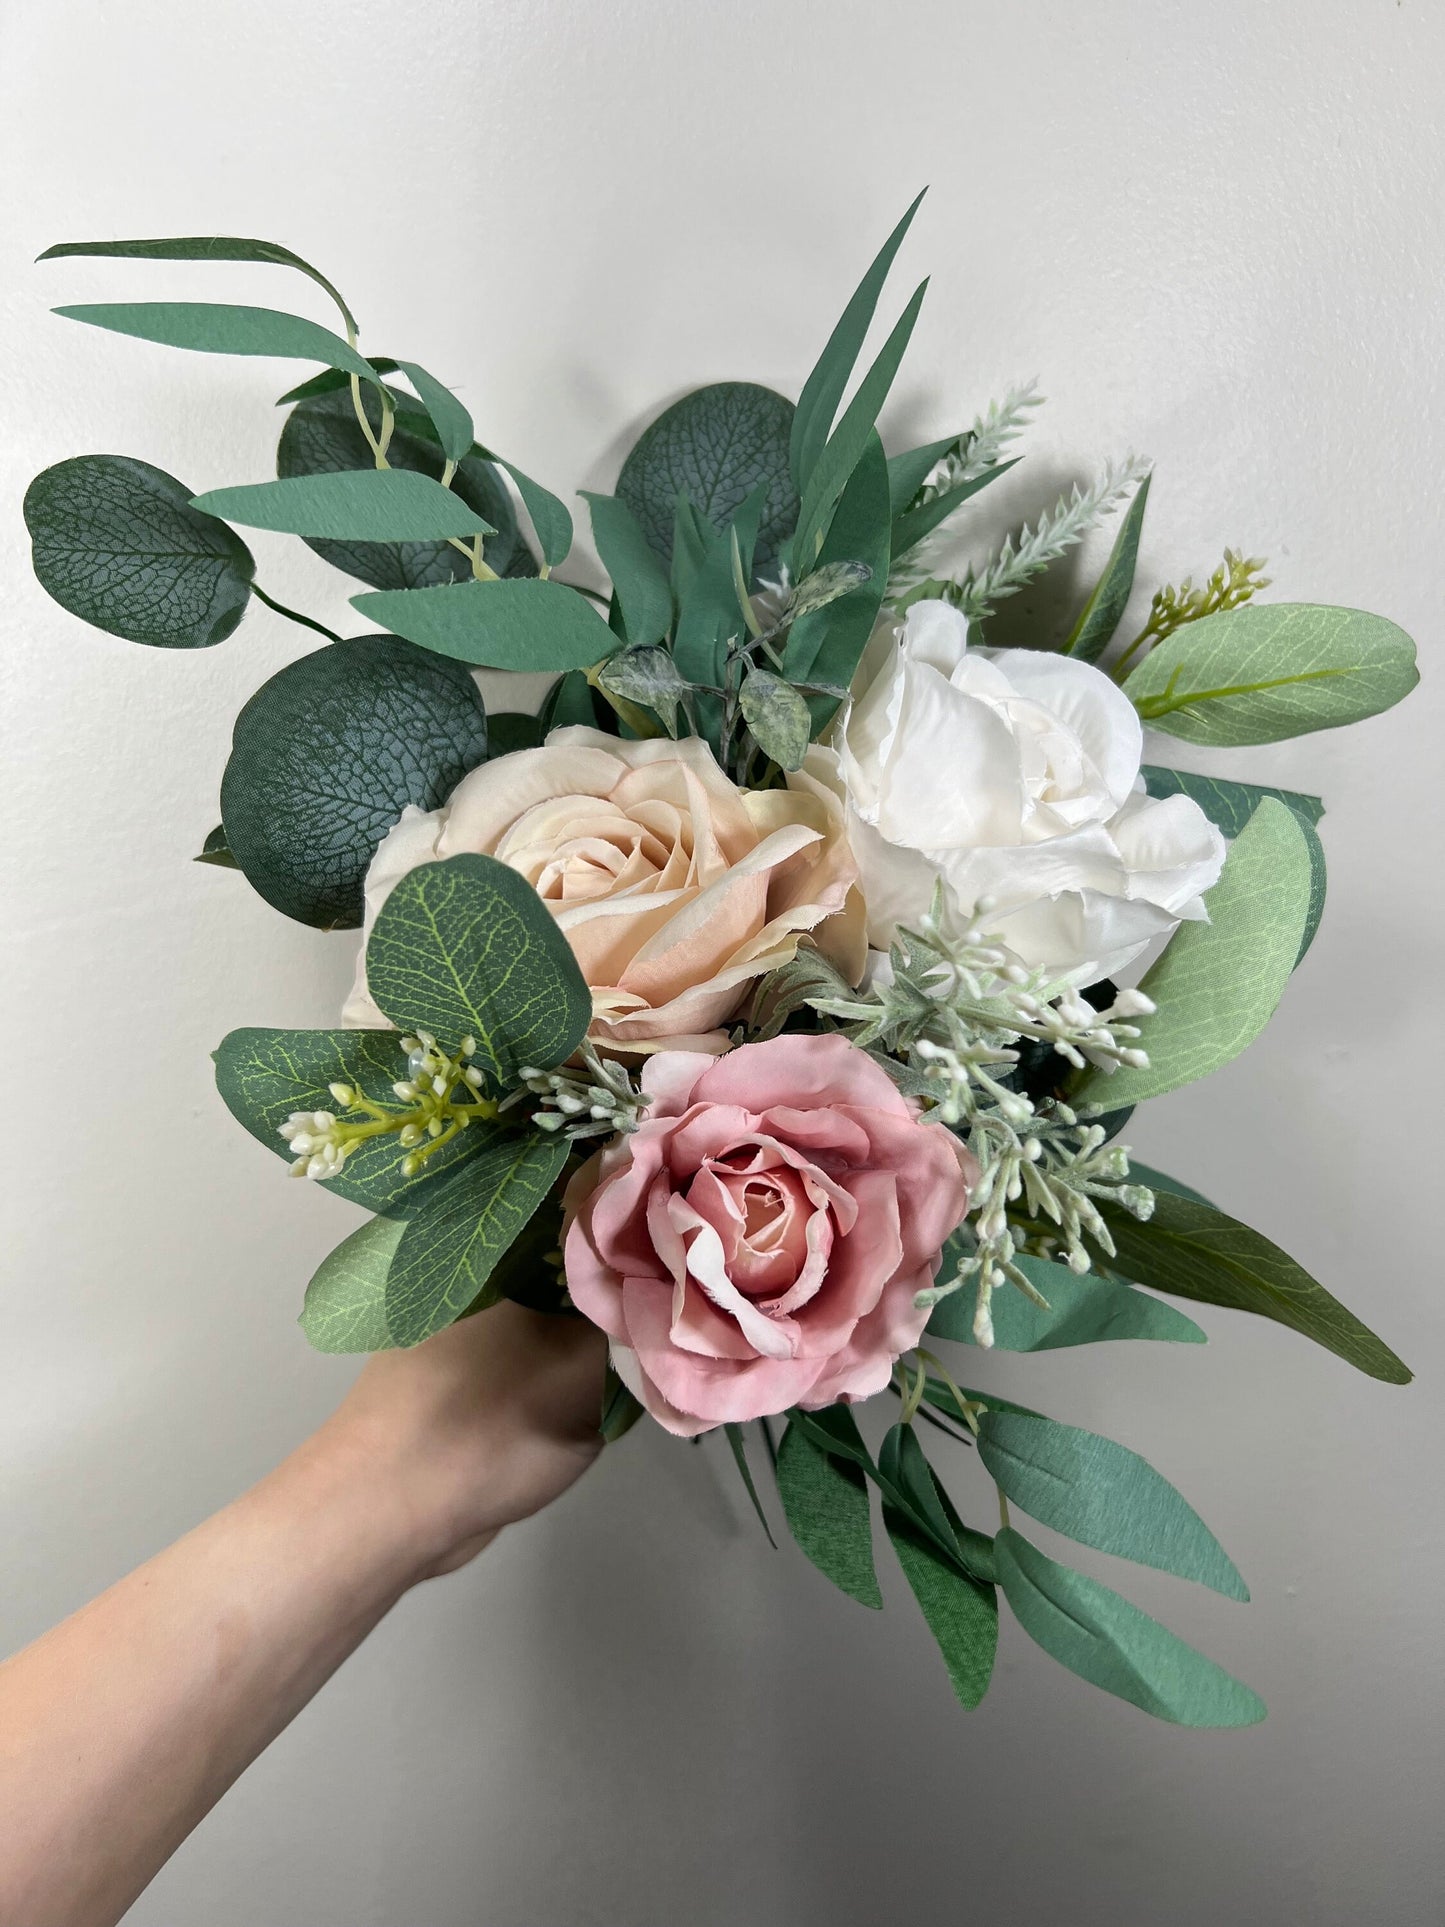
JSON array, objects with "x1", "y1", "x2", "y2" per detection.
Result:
[{"x1": 25, "y1": 198, "x2": 1417, "y2": 1727}]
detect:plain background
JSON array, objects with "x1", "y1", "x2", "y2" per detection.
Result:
[{"x1": 2, "y1": 3, "x2": 1442, "y2": 1922}]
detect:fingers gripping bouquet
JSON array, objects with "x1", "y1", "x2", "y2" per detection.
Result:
[{"x1": 27, "y1": 199, "x2": 1417, "y2": 1727}]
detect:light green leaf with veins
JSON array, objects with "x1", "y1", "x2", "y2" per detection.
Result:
[{"x1": 301, "y1": 1214, "x2": 405, "y2": 1353}]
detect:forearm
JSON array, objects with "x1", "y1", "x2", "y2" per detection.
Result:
[{"x1": 0, "y1": 1418, "x2": 449, "y2": 1927}]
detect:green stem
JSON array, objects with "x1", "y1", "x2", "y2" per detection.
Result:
[{"x1": 250, "y1": 584, "x2": 344, "y2": 644}]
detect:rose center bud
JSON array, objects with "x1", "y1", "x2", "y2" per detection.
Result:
[{"x1": 693, "y1": 1159, "x2": 816, "y2": 1301}]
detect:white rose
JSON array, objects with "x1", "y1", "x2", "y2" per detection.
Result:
[{"x1": 800, "y1": 599, "x2": 1227, "y2": 985}]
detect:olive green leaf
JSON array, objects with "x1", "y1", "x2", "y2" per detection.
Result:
[
  {"x1": 353, "y1": 577, "x2": 618, "y2": 672},
  {"x1": 1098, "y1": 1189, "x2": 1411, "y2": 1385},
  {"x1": 384, "y1": 1130, "x2": 570, "y2": 1346},
  {"x1": 300, "y1": 1214, "x2": 405, "y2": 1353},
  {"x1": 1074, "y1": 798, "x2": 1312, "y2": 1110},
  {"x1": 739, "y1": 668, "x2": 812, "y2": 771},
  {"x1": 1123, "y1": 602, "x2": 1418, "y2": 744},
  {"x1": 364, "y1": 853, "x2": 591, "y2": 1081},
  {"x1": 977, "y1": 1410, "x2": 1247, "y2": 1598},
  {"x1": 219, "y1": 634, "x2": 489, "y2": 929},
  {"x1": 25, "y1": 455, "x2": 254, "y2": 648},
  {"x1": 597, "y1": 645, "x2": 693, "y2": 735},
  {"x1": 194, "y1": 470, "x2": 493, "y2": 541},
  {"x1": 995, "y1": 1529, "x2": 1266, "y2": 1727}
]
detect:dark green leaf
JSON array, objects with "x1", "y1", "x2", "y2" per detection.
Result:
[
  {"x1": 581, "y1": 492, "x2": 673, "y2": 645},
  {"x1": 486, "y1": 711, "x2": 543, "y2": 756},
  {"x1": 195, "y1": 823, "x2": 240, "y2": 869},
  {"x1": 618, "y1": 383, "x2": 798, "y2": 576},
  {"x1": 385, "y1": 1131, "x2": 570, "y2": 1345},
  {"x1": 300, "y1": 1214, "x2": 404, "y2": 1353},
  {"x1": 995, "y1": 1528, "x2": 1266, "y2": 1727},
  {"x1": 494, "y1": 460, "x2": 573, "y2": 568},
  {"x1": 600, "y1": 1363, "x2": 646, "y2": 1441},
  {"x1": 365, "y1": 852, "x2": 592, "y2": 1079},
  {"x1": 39, "y1": 234, "x2": 357, "y2": 331},
  {"x1": 276, "y1": 358, "x2": 399, "y2": 405},
  {"x1": 1123, "y1": 602, "x2": 1418, "y2": 744},
  {"x1": 784, "y1": 432, "x2": 892, "y2": 729},
  {"x1": 889, "y1": 458, "x2": 1020, "y2": 562},
  {"x1": 54, "y1": 301, "x2": 380, "y2": 384},
  {"x1": 775, "y1": 1418, "x2": 882, "y2": 1607},
  {"x1": 194, "y1": 469, "x2": 493, "y2": 540},
  {"x1": 1126, "y1": 1163, "x2": 1214, "y2": 1207},
  {"x1": 213, "y1": 1026, "x2": 487, "y2": 1213},
  {"x1": 276, "y1": 385, "x2": 524, "y2": 590},
  {"x1": 353, "y1": 577, "x2": 617, "y2": 671},
  {"x1": 977, "y1": 1410, "x2": 1247, "y2": 1598},
  {"x1": 393, "y1": 360, "x2": 474, "y2": 463},
  {"x1": 791, "y1": 191, "x2": 925, "y2": 494},
  {"x1": 886, "y1": 432, "x2": 962, "y2": 515},
  {"x1": 884, "y1": 1504, "x2": 998, "y2": 1709},
  {"x1": 1073, "y1": 799, "x2": 1313, "y2": 1109},
  {"x1": 25, "y1": 454, "x2": 254, "y2": 648},
  {"x1": 1061, "y1": 471, "x2": 1151, "y2": 662},
  {"x1": 1099, "y1": 1190, "x2": 1411, "y2": 1385},
  {"x1": 723, "y1": 1423, "x2": 777, "y2": 1547},
  {"x1": 597, "y1": 645, "x2": 693, "y2": 734},
  {"x1": 927, "y1": 1251, "x2": 1206, "y2": 1349},
  {"x1": 792, "y1": 278, "x2": 928, "y2": 570},
  {"x1": 879, "y1": 1423, "x2": 963, "y2": 1562},
  {"x1": 1295, "y1": 814, "x2": 1327, "y2": 963},
  {"x1": 539, "y1": 668, "x2": 600, "y2": 733},
  {"x1": 219, "y1": 634, "x2": 489, "y2": 929},
  {"x1": 739, "y1": 668, "x2": 812, "y2": 771}
]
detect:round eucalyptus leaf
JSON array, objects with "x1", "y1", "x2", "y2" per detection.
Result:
[
  {"x1": 616, "y1": 382, "x2": 798, "y2": 575},
  {"x1": 277, "y1": 387, "x2": 531, "y2": 589},
  {"x1": 24, "y1": 454, "x2": 255, "y2": 648},
  {"x1": 220, "y1": 633, "x2": 488, "y2": 929}
]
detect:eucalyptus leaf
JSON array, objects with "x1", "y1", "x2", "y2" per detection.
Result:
[
  {"x1": 1123, "y1": 602, "x2": 1418, "y2": 744},
  {"x1": 54, "y1": 301, "x2": 380, "y2": 384},
  {"x1": 739, "y1": 668, "x2": 812, "y2": 771},
  {"x1": 195, "y1": 823, "x2": 240, "y2": 869},
  {"x1": 219, "y1": 634, "x2": 489, "y2": 929},
  {"x1": 1098, "y1": 1190, "x2": 1411, "y2": 1385},
  {"x1": 365, "y1": 853, "x2": 592, "y2": 1080},
  {"x1": 884, "y1": 1504, "x2": 998, "y2": 1709},
  {"x1": 353, "y1": 577, "x2": 617, "y2": 671},
  {"x1": 927, "y1": 1252, "x2": 1206, "y2": 1350},
  {"x1": 1063, "y1": 472, "x2": 1150, "y2": 662},
  {"x1": 776, "y1": 1418, "x2": 882, "y2": 1608},
  {"x1": 393, "y1": 360, "x2": 474, "y2": 463},
  {"x1": 194, "y1": 469, "x2": 494, "y2": 541},
  {"x1": 994, "y1": 1529, "x2": 1266, "y2": 1727},
  {"x1": 277, "y1": 386, "x2": 524, "y2": 589},
  {"x1": 1074, "y1": 799, "x2": 1312, "y2": 1110},
  {"x1": 493, "y1": 460, "x2": 573, "y2": 568},
  {"x1": 276, "y1": 358, "x2": 399, "y2": 405},
  {"x1": 39, "y1": 233, "x2": 357, "y2": 330},
  {"x1": 300, "y1": 1214, "x2": 405, "y2": 1354},
  {"x1": 597, "y1": 645, "x2": 692, "y2": 733},
  {"x1": 581, "y1": 492, "x2": 673, "y2": 646},
  {"x1": 791, "y1": 191, "x2": 925, "y2": 495},
  {"x1": 25, "y1": 454, "x2": 254, "y2": 648},
  {"x1": 1126, "y1": 1163, "x2": 1214, "y2": 1207},
  {"x1": 618, "y1": 383, "x2": 798, "y2": 575},
  {"x1": 978, "y1": 1411, "x2": 1247, "y2": 1598},
  {"x1": 213, "y1": 1026, "x2": 486, "y2": 1213},
  {"x1": 384, "y1": 1131, "x2": 569, "y2": 1346}
]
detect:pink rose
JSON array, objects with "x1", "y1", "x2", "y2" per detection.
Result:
[{"x1": 562, "y1": 1034, "x2": 977, "y2": 1435}]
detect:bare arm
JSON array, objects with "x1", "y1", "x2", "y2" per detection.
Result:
[{"x1": 0, "y1": 1302, "x2": 607, "y2": 1927}]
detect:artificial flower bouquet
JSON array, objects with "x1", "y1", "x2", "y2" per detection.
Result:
[{"x1": 25, "y1": 199, "x2": 1417, "y2": 1726}]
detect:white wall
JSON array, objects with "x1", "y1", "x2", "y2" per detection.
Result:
[{"x1": 2, "y1": 3, "x2": 1442, "y2": 1921}]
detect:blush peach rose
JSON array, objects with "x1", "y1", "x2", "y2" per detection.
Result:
[
  {"x1": 561, "y1": 1034, "x2": 977, "y2": 1435},
  {"x1": 344, "y1": 726, "x2": 864, "y2": 1051}
]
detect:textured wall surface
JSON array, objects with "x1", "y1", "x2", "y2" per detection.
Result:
[{"x1": 2, "y1": 3, "x2": 1442, "y2": 1922}]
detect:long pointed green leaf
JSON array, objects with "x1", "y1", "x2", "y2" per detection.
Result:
[
  {"x1": 723, "y1": 1423, "x2": 777, "y2": 1548},
  {"x1": 40, "y1": 234, "x2": 357, "y2": 331},
  {"x1": 1074, "y1": 798, "x2": 1312, "y2": 1109},
  {"x1": 792, "y1": 277, "x2": 929, "y2": 568},
  {"x1": 995, "y1": 1529, "x2": 1266, "y2": 1727},
  {"x1": 53, "y1": 301, "x2": 380, "y2": 384},
  {"x1": 888, "y1": 456, "x2": 1020, "y2": 561},
  {"x1": 884, "y1": 1504, "x2": 998, "y2": 1709},
  {"x1": 775, "y1": 1418, "x2": 882, "y2": 1607},
  {"x1": 1063, "y1": 471, "x2": 1151, "y2": 662},
  {"x1": 886, "y1": 432, "x2": 963, "y2": 515},
  {"x1": 494, "y1": 460, "x2": 572, "y2": 568},
  {"x1": 392, "y1": 361, "x2": 475, "y2": 465},
  {"x1": 354, "y1": 577, "x2": 617, "y2": 671},
  {"x1": 580, "y1": 492, "x2": 673, "y2": 646},
  {"x1": 791, "y1": 190, "x2": 926, "y2": 492},
  {"x1": 194, "y1": 470, "x2": 494, "y2": 541},
  {"x1": 1099, "y1": 1189, "x2": 1411, "y2": 1385},
  {"x1": 978, "y1": 1411, "x2": 1248, "y2": 1598},
  {"x1": 927, "y1": 1252, "x2": 1206, "y2": 1349}
]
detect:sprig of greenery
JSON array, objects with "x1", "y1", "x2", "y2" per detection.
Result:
[
  {"x1": 504, "y1": 1044, "x2": 651, "y2": 1142},
  {"x1": 886, "y1": 381, "x2": 1042, "y2": 599},
  {"x1": 1111, "y1": 547, "x2": 1270, "y2": 681}
]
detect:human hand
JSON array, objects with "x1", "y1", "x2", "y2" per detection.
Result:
[{"x1": 317, "y1": 1300, "x2": 610, "y2": 1582}]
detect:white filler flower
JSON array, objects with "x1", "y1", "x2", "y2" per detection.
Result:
[{"x1": 802, "y1": 599, "x2": 1227, "y2": 986}]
